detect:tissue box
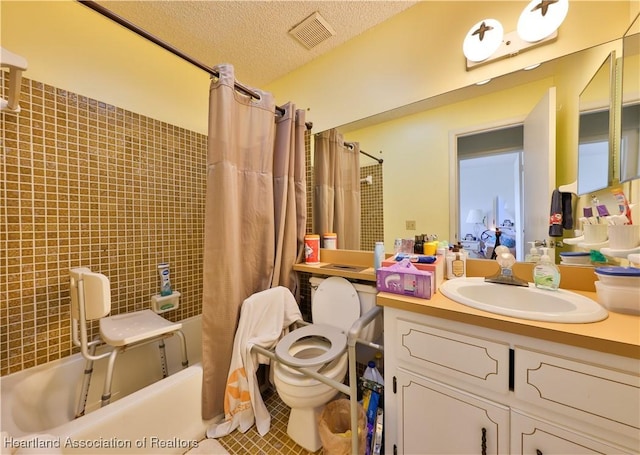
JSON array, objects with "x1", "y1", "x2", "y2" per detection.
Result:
[
  {"x1": 382, "y1": 254, "x2": 444, "y2": 294},
  {"x1": 376, "y1": 259, "x2": 432, "y2": 299}
]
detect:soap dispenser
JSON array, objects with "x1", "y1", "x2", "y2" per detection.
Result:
[
  {"x1": 533, "y1": 247, "x2": 560, "y2": 290},
  {"x1": 525, "y1": 242, "x2": 541, "y2": 263}
]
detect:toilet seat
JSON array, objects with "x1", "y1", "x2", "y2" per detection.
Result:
[
  {"x1": 312, "y1": 276, "x2": 360, "y2": 332},
  {"x1": 275, "y1": 324, "x2": 347, "y2": 368}
]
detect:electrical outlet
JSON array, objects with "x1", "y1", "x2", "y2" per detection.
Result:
[{"x1": 406, "y1": 220, "x2": 416, "y2": 230}]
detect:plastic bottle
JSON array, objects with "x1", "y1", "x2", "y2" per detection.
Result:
[
  {"x1": 525, "y1": 242, "x2": 541, "y2": 263},
  {"x1": 363, "y1": 360, "x2": 384, "y2": 386},
  {"x1": 157, "y1": 263, "x2": 173, "y2": 296},
  {"x1": 533, "y1": 247, "x2": 561, "y2": 290},
  {"x1": 446, "y1": 244, "x2": 466, "y2": 279},
  {"x1": 374, "y1": 242, "x2": 384, "y2": 270},
  {"x1": 374, "y1": 351, "x2": 384, "y2": 373}
]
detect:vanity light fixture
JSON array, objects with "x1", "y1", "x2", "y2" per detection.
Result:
[
  {"x1": 463, "y1": 0, "x2": 569, "y2": 70},
  {"x1": 523, "y1": 63, "x2": 542, "y2": 70},
  {"x1": 476, "y1": 79, "x2": 492, "y2": 86}
]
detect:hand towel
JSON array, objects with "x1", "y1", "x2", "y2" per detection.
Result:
[
  {"x1": 549, "y1": 189, "x2": 564, "y2": 237},
  {"x1": 206, "y1": 286, "x2": 302, "y2": 439},
  {"x1": 562, "y1": 191, "x2": 574, "y2": 229},
  {"x1": 549, "y1": 189, "x2": 575, "y2": 236}
]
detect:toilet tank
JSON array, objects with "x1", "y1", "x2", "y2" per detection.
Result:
[{"x1": 309, "y1": 276, "x2": 383, "y2": 343}]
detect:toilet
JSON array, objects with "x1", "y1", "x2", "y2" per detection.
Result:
[{"x1": 273, "y1": 276, "x2": 381, "y2": 452}]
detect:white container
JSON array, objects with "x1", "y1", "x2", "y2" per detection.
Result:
[
  {"x1": 559, "y1": 252, "x2": 591, "y2": 265},
  {"x1": 323, "y1": 233, "x2": 337, "y2": 249},
  {"x1": 607, "y1": 224, "x2": 640, "y2": 250},
  {"x1": 628, "y1": 253, "x2": 640, "y2": 268},
  {"x1": 594, "y1": 281, "x2": 640, "y2": 315},
  {"x1": 583, "y1": 224, "x2": 608, "y2": 244},
  {"x1": 594, "y1": 266, "x2": 640, "y2": 287}
]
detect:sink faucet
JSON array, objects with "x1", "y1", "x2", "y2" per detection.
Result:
[{"x1": 485, "y1": 248, "x2": 529, "y2": 287}]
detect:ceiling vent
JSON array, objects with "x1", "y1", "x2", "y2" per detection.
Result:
[{"x1": 289, "y1": 11, "x2": 336, "y2": 50}]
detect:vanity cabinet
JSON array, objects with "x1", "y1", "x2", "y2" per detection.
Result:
[{"x1": 383, "y1": 307, "x2": 640, "y2": 454}]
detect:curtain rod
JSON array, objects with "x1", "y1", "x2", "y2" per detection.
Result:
[
  {"x1": 304, "y1": 122, "x2": 383, "y2": 165},
  {"x1": 78, "y1": 0, "x2": 286, "y2": 116}
]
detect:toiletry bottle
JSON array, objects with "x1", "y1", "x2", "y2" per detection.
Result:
[
  {"x1": 525, "y1": 242, "x2": 541, "y2": 263},
  {"x1": 533, "y1": 247, "x2": 560, "y2": 290},
  {"x1": 453, "y1": 246, "x2": 466, "y2": 278},
  {"x1": 158, "y1": 263, "x2": 173, "y2": 296},
  {"x1": 363, "y1": 360, "x2": 384, "y2": 386},
  {"x1": 374, "y1": 242, "x2": 384, "y2": 270},
  {"x1": 446, "y1": 245, "x2": 466, "y2": 279}
]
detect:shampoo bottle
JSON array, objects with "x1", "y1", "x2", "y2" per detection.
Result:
[{"x1": 533, "y1": 248, "x2": 560, "y2": 290}]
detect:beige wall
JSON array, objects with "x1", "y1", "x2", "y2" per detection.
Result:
[{"x1": 1, "y1": 0, "x2": 209, "y2": 134}]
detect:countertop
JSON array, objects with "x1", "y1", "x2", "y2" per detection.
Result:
[
  {"x1": 293, "y1": 251, "x2": 639, "y2": 359},
  {"x1": 377, "y1": 290, "x2": 640, "y2": 360}
]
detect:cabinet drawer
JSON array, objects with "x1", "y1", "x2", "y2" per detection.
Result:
[
  {"x1": 395, "y1": 317, "x2": 510, "y2": 394},
  {"x1": 511, "y1": 409, "x2": 635, "y2": 454},
  {"x1": 515, "y1": 347, "x2": 640, "y2": 446}
]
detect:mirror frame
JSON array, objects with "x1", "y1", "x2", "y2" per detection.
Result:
[
  {"x1": 576, "y1": 51, "x2": 616, "y2": 196},
  {"x1": 619, "y1": 15, "x2": 640, "y2": 184}
]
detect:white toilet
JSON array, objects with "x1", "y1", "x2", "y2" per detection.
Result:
[{"x1": 273, "y1": 276, "x2": 381, "y2": 452}]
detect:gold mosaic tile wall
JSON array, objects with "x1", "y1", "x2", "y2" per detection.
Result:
[
  {"x1": 0, "y1": 74, "x2": 207, "y2": 376},
  {"x1": 360, "y1": 164, "x2": 384, "y2": 251}
]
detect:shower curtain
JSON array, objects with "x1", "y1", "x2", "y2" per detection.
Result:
[
  {"x1": 201, "y1": 64, "x2": 306, "y2": 420},
  {"x1": 313, "y1": 129, "x2": 361, "y2": 250}
]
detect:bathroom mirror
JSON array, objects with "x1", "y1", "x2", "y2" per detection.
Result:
[
  {"x1": 576, "y1": 51, "x2": 616, "y2": 196},
  {"x1": 336, "y1": 41, "x2": 620, "y2": 255},
  {"x1": 620, "y1": 16, "x2": 640, "y2": 183}
]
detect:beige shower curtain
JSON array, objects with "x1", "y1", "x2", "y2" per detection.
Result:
[
  {"x1": 201, "y1": 64, "x2": 306, "y2": 419},
  {"x1": 313, "y1": 129, "x2": 361, "y2": 250},
  {"x1": 272, "y1": 103, "x2": 307, "y2": 294}
]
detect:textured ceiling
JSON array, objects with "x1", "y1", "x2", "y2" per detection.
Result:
[{"x1": 92, "y1": 1, "x2": 418, "y2": 87}]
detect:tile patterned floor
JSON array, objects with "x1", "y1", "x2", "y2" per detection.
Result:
[{"x1": 214, "y1": 387, "x2": 324, "y2": 455}]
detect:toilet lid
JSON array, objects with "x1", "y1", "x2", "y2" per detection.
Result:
[
  {"x1": 275, "y1": 324, "x2": 347, "y2": 368},
  {"x1": 312, "y1": 276, "x2": 360, "y2": 332}
]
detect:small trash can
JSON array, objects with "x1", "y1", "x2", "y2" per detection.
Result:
[{"x1": 318, "y1": 399, "x2": 366, "y2": 455}]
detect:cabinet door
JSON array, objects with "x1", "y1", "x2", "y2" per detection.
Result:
[
  {"x1": 395, "y1": 369, "x2": 509, "y2": 454},
  {"x1": 511, "y1": 409, "x2": 635, "y2": 454}
]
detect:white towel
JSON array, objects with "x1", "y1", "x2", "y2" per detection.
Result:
[{"x1": 206, "y1": 286, "x2": 302, "y2": 438}]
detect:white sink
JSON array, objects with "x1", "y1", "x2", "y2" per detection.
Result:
[{"x1": 440, "y1": 277, "x2": 608, "y2": 323}]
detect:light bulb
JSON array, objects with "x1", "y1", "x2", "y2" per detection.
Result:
[
  {"x1": 463, "y1": 18, "x2": 504, "y2": 62},
  {"x1": 517, "y1": 0, "x2": 569, "y2": 43}
]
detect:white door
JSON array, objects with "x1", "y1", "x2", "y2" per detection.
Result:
[{"x1": 522, "y1": 88, "x2": 556, "y2": 251}]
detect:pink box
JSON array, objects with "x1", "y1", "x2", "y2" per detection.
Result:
[
  {"x1": 382, "y1": 255, "x2": 443, "y2": 294},
  {"x1": 376, "y1": 259, "x2": 432, "y2": 299}
]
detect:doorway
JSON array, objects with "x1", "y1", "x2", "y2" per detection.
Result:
[
  {"x1": 457, "y1": 126, "x2": 523, "y2": 260},
  {"x1": 459, "y1": 152, "x2": 523, "y2": 259}
]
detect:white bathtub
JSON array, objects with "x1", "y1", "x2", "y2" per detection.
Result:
[{"x1": 1, "y1": 315, "x2": 218, "y2": 454}]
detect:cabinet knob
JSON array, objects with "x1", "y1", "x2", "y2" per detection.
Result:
[{"x1": 536, "y1": 450, "x2": 543, "y2": 455}]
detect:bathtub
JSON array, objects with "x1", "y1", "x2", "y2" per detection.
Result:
[{"x1": 1, "y1": 315, "x2": 218, "y2": 454}]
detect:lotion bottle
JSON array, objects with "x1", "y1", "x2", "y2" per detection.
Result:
[{"x1": 533, "y1": 247, "x2": 560, "y2": 290}]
